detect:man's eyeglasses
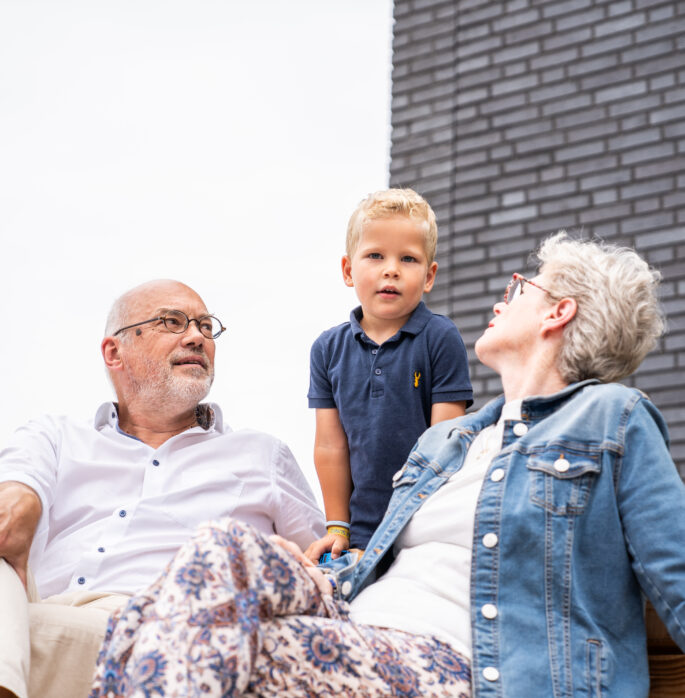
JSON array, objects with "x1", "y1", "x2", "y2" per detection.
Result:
[
  {"x1": 114, "y1": 309, "x2": 226, "y2": 339},
  {"x1": 503, "y1": 273, "x2": 557, "y2": 304}
]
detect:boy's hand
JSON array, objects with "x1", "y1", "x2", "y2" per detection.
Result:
[
  {"x1": 304, "y1": 533, "x2": 350, "y2": 564},
  {"x1": 270, "y1": 535, "x2": 333, "y2": 596}
]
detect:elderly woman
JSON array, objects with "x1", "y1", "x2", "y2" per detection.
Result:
[{"x1": 91, "y1": 233, "x2": 685, "y2": 698}]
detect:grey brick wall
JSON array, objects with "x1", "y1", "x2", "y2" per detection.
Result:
[{"x1": 389, "y1": 0, "x2": 685, "y2": 476}]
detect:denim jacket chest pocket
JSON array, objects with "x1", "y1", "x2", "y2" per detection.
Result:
[{"x1": 527, "y1": 449, "x2": 601, "y2": 515}]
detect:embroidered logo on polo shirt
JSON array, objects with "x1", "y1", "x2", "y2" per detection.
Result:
[{"x1": 413, "y1": 371, "x2": 421, "y2": 388}]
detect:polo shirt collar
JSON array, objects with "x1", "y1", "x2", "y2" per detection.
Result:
[{"x1": 350, "y1": 301, "x2": 432, "y2": 340}]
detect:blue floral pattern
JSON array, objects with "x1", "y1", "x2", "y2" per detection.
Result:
[{"x1": 90, "y1": 518, "x2": 471, "y2": 697}]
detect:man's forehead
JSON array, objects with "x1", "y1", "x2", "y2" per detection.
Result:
[{"x1": 127, "y1": 281, "x2": 208, "y2": 315}]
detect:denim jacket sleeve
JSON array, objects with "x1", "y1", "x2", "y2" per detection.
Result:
[{"x1": 616, "y1": 394, "x2": 685, "y2": 650}]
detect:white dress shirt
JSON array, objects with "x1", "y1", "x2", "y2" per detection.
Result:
[
  {"x1": 0, "y1": 402, "x2": 324, "y2": 598},
  {"x1": 349, "y1": 400, "x2": 522, "y2": 658}
]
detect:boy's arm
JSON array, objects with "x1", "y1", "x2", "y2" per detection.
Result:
[
  {"x1": 304, "y1": 407, "x2": 353, "y2": 563},
  {"x1": 431, "y1": 401, "x2": 466, "y2": 425}
]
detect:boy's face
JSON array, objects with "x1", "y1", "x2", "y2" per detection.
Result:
[{"x1": 342, "y1": 216, "x2": 437, "y2": 331}]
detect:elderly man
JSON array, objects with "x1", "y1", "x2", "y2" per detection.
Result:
[{"x1": 0, "y1": 279, "x2": 324, "y2": 698}]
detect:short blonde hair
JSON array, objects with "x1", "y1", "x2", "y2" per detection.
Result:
[
  {"x1": 536, "y1": 231, "x2": 665, "y2": 384},
  {"x1": 346, "y1": 188, "x2": 438, "y2": 264}
]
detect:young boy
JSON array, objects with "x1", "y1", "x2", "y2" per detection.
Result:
[{"x1": 305, "y1": 189, "x2": 473, "y2": 562}]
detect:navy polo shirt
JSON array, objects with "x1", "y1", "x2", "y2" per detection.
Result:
[{"x1": 308, "y1": 301, "x2": 473, "y2": 547}]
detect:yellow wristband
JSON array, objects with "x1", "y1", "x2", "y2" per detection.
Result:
[{"x1": 327, "y1": 526, "x2": 350, "y2": 539}]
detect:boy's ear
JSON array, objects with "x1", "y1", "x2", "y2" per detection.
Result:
[
  {"x1": 341, "y1": 255, "x2": 354, "y2": 288},
  {"x1": 423, "y1": 261, "x2": 438, "y2": 293}
]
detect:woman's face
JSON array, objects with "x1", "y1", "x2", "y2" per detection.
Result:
[{"x1": 475, "y1": 272, "x2": 554, "y2": 372}]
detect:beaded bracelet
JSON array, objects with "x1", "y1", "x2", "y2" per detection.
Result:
[{"x1": 327, "y1": 525, "x2": 350, "y2": 539}]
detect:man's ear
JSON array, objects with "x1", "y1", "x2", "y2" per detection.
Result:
[
  {"x1": 541, "y1": 298, "x2": 577, "y2": 337},
  {"x1": 102, "y1": 337, "x2": 123, "y2": 371},
  {"x1": 341, "y1": 255, "x2": 354, "y2": 288},
  {"x1": 423, "y1": 261, "x2": 438, "y2": 293}
]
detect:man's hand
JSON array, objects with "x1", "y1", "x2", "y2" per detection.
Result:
[
  {"x1": 0, "y1": 481, "x2": 42, "y2": 588},
  {"x1": 270, "y1": 535, "x2": 333, "y2": 596},
  {"x1": 304, "y1": 533, "x2": 350, "y2": 564}
]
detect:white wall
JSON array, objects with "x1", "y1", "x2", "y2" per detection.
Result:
[{"x1": 0, "y1": 1, "x2": 393, "y2": 503}]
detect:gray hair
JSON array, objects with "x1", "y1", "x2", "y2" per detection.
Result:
[
  {"x1": 104, "y1": 292, "x2": 133, "y2": 341},
  {"x1": 536, "y1": 231, "x2": 665, "y2": 384}
]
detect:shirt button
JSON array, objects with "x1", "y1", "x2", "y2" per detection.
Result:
[
  {"x1": 77, "y1": 577, "x2": 86, "y2": 585},
  {"x1": 491, "y1": 468, "x2": 505, "y2": 482},
  {"x1": 482, "y1": 532, "x2": 498, "y2": 548},
  {"x1": 554, "y1": 457, "x2": 569, "y2": 473},
  {"x1": 341, "y1": 581, "x2": 352, "y2": 596},
  {"x1": 152, "y1": 459, "x2": 160, "y2": 467},
  {"x1": 111, "y1": 412, "x2": 116, "y2": 419},
  {"x1": 481, "y1": 603, "x2": 498, "y2": 619},
  {"x1": 513, "y1": 422, "x2": 528, "y2": 436},
  {"x1": 371, "y1": 349, "x2": 378, "y2": 354},
  {"x1": 375, "y1": 368, "x2": 382, "y2": 375},
  {"x1": 119, "y1": 509, "x2": 127, "y2": 518},
  {"x1": 483, "y1": 666, "x2": 500, "y2": 682},
  {"x1": 98, "y1": 547, "x2": 105, "y2": 553}
]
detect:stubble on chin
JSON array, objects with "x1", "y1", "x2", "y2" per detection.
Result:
[{"x1": 129, "y1": 358, "x2": 214, "y2": 408}]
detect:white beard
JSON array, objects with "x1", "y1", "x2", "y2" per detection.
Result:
[{"x1": 128, "y1": 356, "x2": 214, "y2": 409}]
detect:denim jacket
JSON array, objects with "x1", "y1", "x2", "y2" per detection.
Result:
[{"x1": 328, "y1": 380, "x2": 685, "y2": 697}]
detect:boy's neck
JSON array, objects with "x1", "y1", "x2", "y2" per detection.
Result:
[{"x1": 359, "y1": 313, "x2": 410, "y2": 345}]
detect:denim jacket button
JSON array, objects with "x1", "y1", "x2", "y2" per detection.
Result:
[
  {"x1": 483, "y1": 666, "x2": 500, "y2": 682},
  {"x1": 553, "y1": 457, "x2": 570, "y2": 472},
  {"x1": 491, "y1": 468, "x2": 505, "y2": 482},
  {"x1": 481, "y1": 603, "x2": 498, "y2": 619},
  {"x1": 513, "y1": 422, "x2": 528, "y2": 436},
  {"x1": 482, "y1": 533, "x2": 498, "y2": 548},
  {"x1": 341, "y1": 581, "x2": 352, "y2": 596}
]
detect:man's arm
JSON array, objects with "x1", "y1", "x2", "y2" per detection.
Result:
[
  {"x1": 304, "y1": 408, "x2": 353, "y2": 563},
  {"x1": 430, "y1": 401, "x2": 466, "y2": 425},
  {"x1": 0, "y1": 481, "x2": 42, "y2": 587}
]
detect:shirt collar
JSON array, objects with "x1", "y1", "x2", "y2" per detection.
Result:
[
  {"x1": 460, "y1": 379, "x2": 601, "y2": 433},
  {"x1": 500, "y1": 399, "x2": 523, "y2": 423},
  {"x1": 94, "y1": 401, "x2": 224, "y2": 433},
  {"x1": 519, "y1": 379, "x2": 600, "y2": 419},
  {"x1": 349, "y1": 301, "x2": 431, "y2": 340}
]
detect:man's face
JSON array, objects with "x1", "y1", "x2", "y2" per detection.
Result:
[{"x1": 118, "y1": 282, "x2": 216, "y2": 407}]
